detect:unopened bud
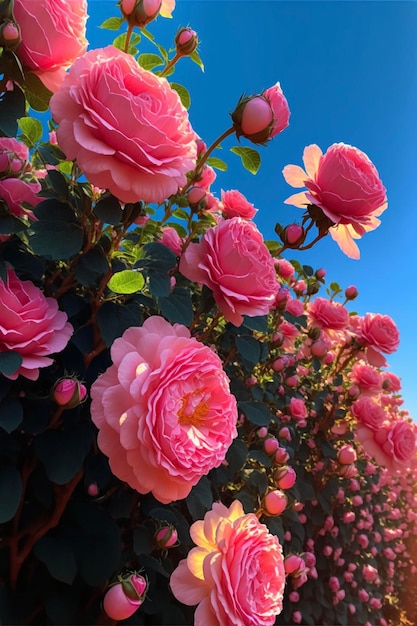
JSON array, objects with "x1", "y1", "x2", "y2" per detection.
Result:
[
  {"x1": 175, "y1": 27, "x2": 198, "y2": 56},
  {"x1": 52, "y1": 378, "x2": 87, "y2": 408},
  {"x1": 103, "y1": 573, "x2": 147, "y2": 621},
  {"x1": 280, "y1": 224, "x2": 306, "y2": 248},
  {"x1": 120, "y1": 0, "x2": 162, "y2": 28},
  {"x1": 263, "y1": 489, "x2": 287, "y2": 516},
  {"x1": 345, "y1": 285, "x2": 358, "y2": 300},
  {"x1": 231, "y1": 95, "x2": 274, "y2": 145},
  {"x1": 155, "y1": 525, "x2": 179, "y2": 549},
  {"x1": 0, "y1": 20, "x2": 21, "y2": 50}
]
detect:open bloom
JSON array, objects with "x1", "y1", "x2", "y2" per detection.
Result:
[
  {"x1": 0, "y1": 137, "x2": 41, "y2": 219},
  {"x1": 90, "y1": 316, "x2": 237, "y2": 504},
  {"x1": 14, "y1": 0, "x2": 88, "y2": 93},
  {"x1": 50, "y1": 46, "x2": 197, "y2": 204},
  {"x1": 170, "y1": 500, "x2": 285, "y2": 626},
  {"x1": 0, "y1": 269, "x2": 73, "y2": 380},
  {"x1": 356, "y1": 419, "x2": 417, "y2": 471},
  {"x1": 283, "y1": 143, "x2": 387, "y2": 259},
  {"x1": 353, "y1": 313, "x2": 400, "y2": 367},
  {"x1": 179, "y1": 217, "x2": 279, "y2": 327}
]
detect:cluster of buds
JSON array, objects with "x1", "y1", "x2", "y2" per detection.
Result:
[{"x1": 103, "y1": 572, "x2": 148, "y2": 621}]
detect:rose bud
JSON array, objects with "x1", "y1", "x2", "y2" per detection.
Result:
[
  {"x1": 120, "y1": 0, "x2": 162, "y2": 28},
  {"x1": 103, "y1": 572, "x2": 147, "y2": 621},
  {"x1": 155, "y1": 525, "x2": 179, "y2": 549},
  {"x1": 187, "y1": 185, "x2": 207, "y2": 209},
  {"x1": 345, "y1": 285, "x2": 358, "y2": 300},
  {"x1": 263, "y1": 489, "x2": 288, "y2": 516},
  {"x1": 280, "y1": 224, "x2": 306, "y2": 248},
  {"x1": 0, "y1": 20, "x2": 21, "y2": 50},
  {"x1": 284, "y1": 554, "x2": 306, "y2": 577},
  {"x1": 53, "y1": 378, "x2": 87, "y2": 408},
  {"x1": 274, "y1": 466, "x2": 296, "y2": 490},
  {"x1": 175, "y1": 27, "x2": 198, "y2": 56},
  {"x1": 231, "y1": 83, "x2": 289, "y2": 144},
  {"x1": 337, "y1": 444, "x2": 357, "y2": 465}
]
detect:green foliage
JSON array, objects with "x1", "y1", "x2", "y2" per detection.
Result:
[
  {"x1": 170, "y1": 82, "x2": 191, "y2": 109},
  {"x1": 0, "y1": 465, "x2": 22, "y2": 523},
  {"x1": 230, "y1": 145, "x2": 261, "y2": 174},
  {"x1": 108, "y1": 269, "x2": 145, "y2": 294}
]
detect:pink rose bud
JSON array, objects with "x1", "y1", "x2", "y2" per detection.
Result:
[
  {"x1": 0, "y1": 20, "x2": 21, "y2": 50},
  {"x1": 278, "y1": 427, "x2": 291, "y2": 441},
  {"x1": 274, "y1": 446, "x2": 290, "y2": 464},
  {"x1": 187, "y1": 185, "x2": 207, "y2": 208},
  {"x1": 257, "y1": 426, "x2": 268, "y2": 439},
  {"x1": 87, "y1": 482, "x2": 99, "y2": 497},
  {"x1": 292, "y1": 611, "x2": 302, "y2": 624},
  {"x1": 264, "y1": 437, "x2": 279, "y2": 455},
  {"x1": 103, "y1": 573, "x2": 147, "y2": 621},
  {"x1": 284, "y1": 554, "x2": 306, "y2": 576},
  {"x1": 263, "y1": 489, "x2": 287, "y2": 516},
  {"x1": 289, "y1": 591, "x2": 299, "y2": 602},
  {"x1": 315, "y1": 268, "x2": 326, "y2": 279},
  {"x1": 231, "y1": 83, "x2": 289, "y2": 144},
  {"x1": 52, "y1": 378, "x2": 87, "y2": 409},
  {"x1": 154, "y1": 525, "x2": 179, "y2": 549},
  {"x1": 120, "y1": 0, "x2": 162, "y2": 28},
  {"x1": 274, "y1": 466, "x2": 296, "y2": 490},
  {"x1": 311, "y1": 339, "x2": 329, "y2": 358},
  {"x1": 285, "y1": 375, "x2": 299, "y2": 388},
  {"x1": 345, "y1": 285, "x2": 358, "y2": 300},
  {"x1": 280, "y1": 224, "x2": 306, "y2": 247},
  {"x1": 175, "y1": 27, "x2": 198, "y2": 56},
  {"x1": 337, "y1": 444, "x2": 357, "y2": 465}
]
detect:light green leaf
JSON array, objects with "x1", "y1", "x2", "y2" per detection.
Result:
[
  {"x1": 170, "y1": 82, "x2": 191, "y2": 109},
  {"x1": 138, "y1": 53, "x2": 164, "y2": 71},
  {"x1": 190, "y1": 49, "x2": 204, "y2": 72},
  {"x1": 112, "y1": 32, "x2": 140, "y2": 55},
  {"x1": 100, "y1": 17, "x2": 124, "y2": 30},
  {"x1": 207, "y1": 157, "x2": 228, "y2": 171},
  {"x1": 108, "y1": 270, "x2": 145, "y2": 295},
  {"x1": 230, "y1": 146, "x2": 261, "y2": 175},
  {"x1": 18, "y1": 117, "x2": 43, "y2": 144}
]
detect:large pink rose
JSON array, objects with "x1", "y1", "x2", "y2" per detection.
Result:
[
  {"x1": 179, "y1": 217, "x2": 279, "y2": 327},
  {"x1": 170, "y1": 500, "x2": 285, "y2": 626},
  {"x1": 283, "y1": 143, "x2": 387, "y2": 259},
  {"x1": 357, "y1": 419, "x2": 417, "y2": 471},
  {"x1": 354, "y1": 313, "x2": 400, "y2": 367},
  {"x1": 221, "y1": 189, "x2": 257, "y2": 220},
  {"x1": 351, "y1": 396, "x2": 386, "y2": 430},
  {"x1": 90, "y1": 316, "x2": 237, "y2": 504},
  {"x1": 0, "y1": 137, "x2": 41, "y2": 219},
  {"x1": 50, "y1": 46, "x2": 197, "y2": 204},
  {"x1": 13, "y1": 0, "x2": 88, "y2": 93},
  {"x1": 307, "y1": 297, "x2": 349, "y2": 331},
  {"x1": 0, "y1": 269, "x2": 73, "y2": 380}
]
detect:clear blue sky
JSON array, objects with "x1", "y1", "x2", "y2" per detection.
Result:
[{"x1": 87, "y1": 1, "x2": 417, "y2": 418}]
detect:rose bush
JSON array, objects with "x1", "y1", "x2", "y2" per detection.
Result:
[{"x1": 50, "y1": 46, "x2": 197, "y2": 203}]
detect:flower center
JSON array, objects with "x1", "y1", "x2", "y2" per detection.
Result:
[{"x1": 177, "y1": 390, "x2": 209, "y2": 427}]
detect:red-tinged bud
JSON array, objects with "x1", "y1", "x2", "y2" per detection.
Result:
[
  {"x1": 345, "y1": 285, "x2": 358, "y2": 300},
  {"x1": 337, "y1": 444, "x2": 357, "y2": 465},
  {"x1": 274, "y1": 446, "x2": 290, "y2": 464},
  {"x1": 87, "y1": 482, "x2": 99, "y2": 497},
  {"x1": 274, "y1": 465, "x2": 296, "y2": 489},
  {"x1": 280, "y1": 224, "x2": 306, "y2": 248},
  {"x1": 103, "y1": 573, "x2": 147, "y2": 621},
  {"x1": 155, "y1": 525, "x2": 179, "y2": 549},
  {"x1": 284, "y1": 554, "x2": 306, "y2": 577},
  {"x1": 0, "y1": 20, "x2": 21, "y2": 50},
  {"x1": 338, "y1": 463, "x2": 357, "y2": 478},
  {"x1": 120, "y1": 0, "x2": 162, "y2": 28},
  {"x1": 175, "y1": 27, "x2": 198, "y2": 56},
  {"x1": 315, "y1": 268, "x2": 326, "y2": 279},
  {"x1": 263, "y1": 489, "x2": 287, "y2": 516},
  {"x1": 52, "y1": 377, "x2": 87, "y2": 409}
]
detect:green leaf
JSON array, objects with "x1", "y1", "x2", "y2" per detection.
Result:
[
  {"x1": 35, "y1": 423, "x2": 93, "y2": 485},
  {"x1": 0, "y1": 86, "x2": 26, "y2": 136},
  {"x1": 170, "y1": 82, "x2": 191, "y2": 109},
  {"x1": 18, "y1": 117, "x2": 43, "y2": 144},
  {"x1": 23, "y1": 71, "x2": 52, "y2": 111},
  {"x1": 113, "y1": 32, "x2": 140, "y2": 55},
  {"x1": 28, "y1": 221, "x2": 83, "y2": 260},
  {"x1": 93, "y1": 194, "x2": 123, "y2": 225},
  {"x1": 0, "y1": 352, "x2": 22, "y2": 377},
  {"x1": 0, "y1": 465, "x2": 22, "y2": 523},
  {"x1": 0, "y1": 397, "x2": 23, "y2": 433},
  {"x1": 186, "y1": 475, "x2": 213, "y2": 521},
  {"x1": 158, "y1": 287, "x2": 193, "y2": 326},
  {"x1": 242, "y1": 315, "x2": 268, "y2": 332},
  {"x1": 303, "y1": 264, "x2": 314, "y2": 277},
  {"x1": 34, "y1": 536, "x2": 77, "y2": 585},
  {"x1": 97, "y1": 299, "x2": 143, "y2": 347},
  {"x1": 206, "y1": 156, "x2": 228, "y2": 171},
  {"x1": 133, "y1": 526, "x2": 155, "y2": 556},
  {"x1": 238, "y1": 401, "x2": 272, "y2": 426},
  {"x1": 236, "y1": 335, "x2": 261, "y2": 365},
  {"x1": 190, "y1": 49, "x2": 204, "y2": 71},
  {"x1": 108, "y1": 270, "x2": 145, "y2": 295},
  {"x1": 230, "y1": 146, "x2": 261, "y2": 175},
  {"x1": 138, "y1": 53, "x2": 165, "y2": 71},
  {"x1": 100, "y1": 16, "x2": 124, "y2": 30}
]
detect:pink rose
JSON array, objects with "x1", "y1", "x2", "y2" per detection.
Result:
[
  {"x1": 283, "y1": 143, "x2": 387, "y2": 259},
  {"x1": 350, "y1": 361, "x2": 382, "y2": 395},
  {"x1": 231, "y1": 83, "x2": 290, "y2": 144},
  {"x1": 356, "y1": 419, "x2": 417, "y2": 471},
  {"x1": 14, "y1": 0, "x2": 88, "y2": 93},
  {"x1": 50, "y1": 46, "x2": 197, "y2": 204},
  {"x1": 288, "y1": 397, "x2": 307, "y2": 420},
  {"x1": 221, "y1": 189, "x2": 257, "y2": 220},
  {"x1": 90, "y1": 316, "x2": 237, "y2": 504},
  {"x1": 0, "y1": 137, "x2": 41, "y2": 219},
  {"x1": 308, "y1": 297, "x2": 349, "y2": 331},
  {"x1": 170, "y1": 500, "x2": 285, "y2": 626},
  {"x1": 355, "y1": 313, "x2": 400, "y2": 367},
  {"x1": 263, "y1": 83, "x2": 291, "y2": 137},
  {"x1": 0, "y1": 269, "x2": 73, "y2": 380},
  {"x1": 159, "y1": 227, "x2": 184, "y2": 256},
  {"x1": 351, "y1": 396, "x2": 386, "y2": 430},
  {"x1": 179, "y1": 217, "x2": 279, "y2": 327}
]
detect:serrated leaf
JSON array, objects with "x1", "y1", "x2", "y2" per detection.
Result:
[
  {"x1": 100, "y1": 16, "x2": 124, "y2": 30},
  {"x1": 170, "y1": 82, "x2": 191, "y2": 109},
  {"x1": 230, "y1": 146, "x2": 261, "y2": 175},
  {"x1": 138, "y1": 53, "x2": 164, "y2": 71},
  {"x1": 108, "y1": 270, "x2": 145, "y2": 294},
  {"x1": 206, "y1": 156, "x2": 228, "y2": 171},
  {"x1": 18, "y1": 117, "x2": 43, "y2": 144}
]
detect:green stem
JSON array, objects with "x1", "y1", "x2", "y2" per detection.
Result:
[
  {"x1": 159, "y1": 52, "x2": 181, "y2": 77},
  {"x1": 124, "y1": 23, "x2": 134, "y2": 53}
]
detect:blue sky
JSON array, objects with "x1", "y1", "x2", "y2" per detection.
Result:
[{"x1": 87, "y1": 1, "x2": 417, "y2": 417}]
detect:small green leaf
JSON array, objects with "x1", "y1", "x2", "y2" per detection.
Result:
[
  {"x1": 113, "y1": 32, "x2": 140, "y2": 55},
  {"x1": 108, "y1": 270, "x2": 145, "y2": 295},
  {"x1": 100, "y1": 16, "x2": 124, "y2": 30},
  {"x1": 170, "y1": 82, "x2": 191, "y2": 109},
  {"x1": 190, "y1": 49, "x2": 204, "y2": 72},
  {"x1": 18, "y1": 117, "x2": 43, "y2": 144},
  {"x1": 230, "y1": 146, "x2": 261, "y2": 175},
  {"x1": 238, "y1": 401, "x2": 272, "y2": 426},
  {"x1": 138, "y1": 53, "x2": 165, "y2": 71},
  {"x1": 0, "y1": 352, "x2": 22, "y2": 377},
  {"x1": 23, "y1": 71, "x2": 52, "y2": 112},
  {"x1": 206, "y1": 157, "x2": 228, "y2": 171}
]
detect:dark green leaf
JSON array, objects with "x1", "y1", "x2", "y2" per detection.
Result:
[
  {"x1": 28, "y1": 221, "x2": 83, "y2": 260},
  {"x1": 242, "y1": 315, "x2": 268, "y2": 332},
  {"x1": 236, "y1": 335, "x2": 261, "y2": 365},
  {"x1": 44, "y1": 170, "x2": 69, "y2": 199},
  {"x1": 0, "y1": 397, "x2": 23, "y2": 433},
  {"x1": 94, "y1": 194, "x2": 123, "y2": 225},
  {"x1": 34, "y1": 199, "x2": 75, "y2": 221},
  {"x1": 0, "y1": 352, "x2": 22, "y2": 377},
  {"x1": 34, "y1": 536, "x2": 77, "y2": 585},
  {"x1": 302, "y1": 264, "x2": 314, "y2": 276},
  {"x1": 264, "y1": 515, "x2": 284, "y2": 543},
  {"x1": 246, "y1": 468, "x2": 268, "y2": 494},
  {"x1": 97, "y1": 300, "x2": 143, "y2": 347},
  {"x1": 230, "y1": 146, "x2": 261, "y2": 174},
  {"x1": 186, "y1": 475, "x2": 213, "y2": 520},
  {"x1": 137, "y1": 554, "x2": 170, "y2": 578},
  {"x1": 248, "y1": 449, "x2": 272, "y2": 468},
  {"x1": 0, "y1": 464, "x2": 22, "y2": 523},
  {"x1": 133, "y1": 526, "x2": 156, "y2": 556},
  {"x1": 158, "y1": 287, "x2": 193, "y2": 326},
  {"x1": 23, "y1": 71, "x2": 52, "y2": 111},
  {"x1": 0, "y1": 85, "x2": 26, "y2": 136},
  {"x1": 73, "y1": 246, "x2": 109, "y2": 286},
  {"x1": 238, "y1": 401, "x2": 272, "y2": 426},
  {"x1": 148, "y1": 271, "x2": 171, "y2": 298},
  {"x1": 45, "y1": 592, "x2": 80, "y2": 626},
  {"x1": 35, "y1": 423, "x2": 93, "y2": 484},
  {"x1": 0, "y1": 214, "x2": 27, "y2": 235}
]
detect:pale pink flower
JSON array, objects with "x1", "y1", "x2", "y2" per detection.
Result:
[
  {"x1": 351, "y1": 396, "x2": 386, "y2": 430},
  {"x1": 354, "y1": 313, "x2": 400, "y2": 367},
  {"x1": 50, "y1": 46, "x2": 197, "y2": 204},
  {"x1": 14, "y1": 0, "x2": 88, "y2": 92},
  {"x1": 90, "y1": 316, "x2": 237, "y2": 504},
  {"x1": 170, "y1": 500, "x2": 285, "y2": 626},
  {"x1": 283, "y1": 143, "x2": 387, "y2": 259},
  {"x1": 221, "y1": 189, "x2": 257, "y2": 220},
  {"x1": 179, "y1": 217, "x2": 279, "y2": 327},
  {"x1": 0, "y1": 269, "x2": 73, "y2": 380}
]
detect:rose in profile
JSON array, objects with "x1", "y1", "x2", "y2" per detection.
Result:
[
  {"x1": 179, "y1": 217, "x2": 279, "y2": 327},
  {"x1": 0, "y1": 137, "x2": 41, "y2": 219},
  {"x1": 357, "y1": 419, "x2": 417, "y2": 471},
  {"x1": 283, "y1": 143, "x2": 387, "y2": 259},
  {"x1": 354, "y1": 312, "x2": 400, "y2": 367},
  {"x1": 0, "y1": 268, "x2": 73, "y2": 380},
  {"x1": 221, "y1": 189, "x2": 257, "y2": 220},
  {"x1": 170, "y1": 500, "x2": 285, "y2": 626},
  {"x1": 13, "y1": 0, "x2": 88, "y2": 93},
  {"x1": 90, "y1": 316, "x2": 237, "y2": 504},
  {"x1": 50, "y1": 46, "x2": 197, "y2": 204}
]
